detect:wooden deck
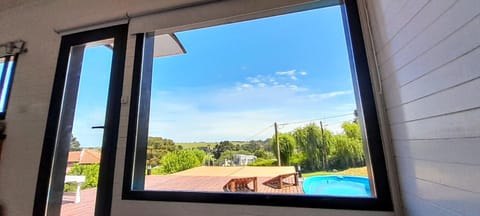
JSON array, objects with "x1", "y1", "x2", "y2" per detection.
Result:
[
  {"x1": 145, "y1": 175, "x2": 302, "y2": 194},
  {"x1": 61, "y1": 166, "x2": 304, "y2": 215},
  {"x1": 61, "y1": 188, "x2": 96, "y2": 216}
]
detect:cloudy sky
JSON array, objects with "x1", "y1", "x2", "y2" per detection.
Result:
[{"x1": 72, "y1": 5, "x2": 358, "y2": 147}]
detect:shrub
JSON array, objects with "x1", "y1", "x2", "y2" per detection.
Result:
[
  {"x1": 64, "y1": 164, "x2": 99, "y2": 192},
  {"x1": 254, "y1": 149, "x2": 275, "y2": 159},
  {"x1": 248, "y1": 158, "x2": 277, "y2": 166},
  {"x1": 150, "y1": 166, "x2": 165, "y2": 175},
  {"x1": 160, "y1": 149, "x2": 205, "y2": 174}
]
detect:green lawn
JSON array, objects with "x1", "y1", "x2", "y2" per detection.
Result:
[
  {"x1": 302, "y1": 167, "x2": 368, "y2": 178},
  {"x1": 177, "y1": 141, "x2": 250, "y2": 149},
  {"x1": 177, "y1": 142, "x2": 215, "y2": 149}
]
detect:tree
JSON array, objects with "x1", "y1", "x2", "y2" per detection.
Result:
[
  {"x1": 270, "y1": 133, "x2": 296, "y2": 166},
  {"x1": 240, "y1": 141, "x2": 262, "y2": 153},
  {"x1": 342, "y1": 122, "x2": 361, "y2": 140},
  {"x1": 329, "y1": 135, "x2": 364, "y2": 169},
  {"x1": 253, "y1": 149, "x2": 274, "y2": 159},
  {"x1": 70, "y1": 136, "x2": 81, "y2": 151},
  {"x1": 147, "y1": 137, "x2": 180, "y2": 167},
  {"x1": 213, "y1": 140, "x2": 236, "y2": 159},
  {"x1": 292, "y1": 124, "x2": 332, "y2": 171}
]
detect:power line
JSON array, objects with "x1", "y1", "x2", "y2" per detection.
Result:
[
  {"x1": 323, "y1": 119, "x2": 353, "y2": 127},
  {"x1": 277, "y1": 112, "x2": 354, "y2": 126},
  {"x1": 244, "y1": 124, "x2": 274, "y2": 141}
]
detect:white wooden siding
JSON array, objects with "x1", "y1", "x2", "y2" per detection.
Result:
[{"x1": 367, "y1": 0, "x2": 480, "y2": 215}]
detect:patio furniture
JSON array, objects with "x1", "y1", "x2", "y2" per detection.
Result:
[
  {"x1": 263, "y1": 173, "x2": 298, "y2": 189},
  {"x1": 223, "y1": 177, "x2": 258, "y2": 192}
]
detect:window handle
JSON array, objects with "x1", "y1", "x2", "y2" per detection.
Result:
[{"x1": 91, "y1": 126, "x2": 104, "y2": 129}]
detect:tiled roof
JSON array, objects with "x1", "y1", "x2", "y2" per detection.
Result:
[
  {"x1": 67, "y1": 149, "x2": 101, "y2": 164},
  {"x1": 80, "y1": 149, "x2": 101, "y2": 164},
  {"x1": 67, "y1": 151, "x2": 81, "y2": 163}
]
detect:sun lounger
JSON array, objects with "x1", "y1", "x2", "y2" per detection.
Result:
[
  {"x1": 223, "y1": 177, "x2": 258, "y2": 192},
  {"x1": 263, "y1": 173, "x2": 298, "y2": 189}
]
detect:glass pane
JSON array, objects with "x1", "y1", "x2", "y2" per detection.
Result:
[
  {"x1": 141, "y1": 5, "x2": 373, "y2": 197},
  {"x1": 62, "y1": 44, "x2": 112, "y2": 215},
  {"x1": 47, "y1": 40, "x2": 114, "y2": 216},
  {"x1": 0, "y1": 59, "x2": 14, "y2": 113}
]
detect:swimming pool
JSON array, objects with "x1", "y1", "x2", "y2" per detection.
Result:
[{"x1": 302, "y1": 176, "x2": 371, "y2": 197}]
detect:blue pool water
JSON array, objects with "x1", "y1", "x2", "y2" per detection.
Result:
[{"x1": 302, "y1": 176, "x2": 371, "y2": 197}]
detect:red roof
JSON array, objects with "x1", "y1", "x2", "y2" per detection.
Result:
[
  {"x1": 67, "y1": 149, "x2": 101, "y2": 164},
  {"x1": 67, "y1": 151, "x2": 81, "y2": 163},
  {"x1": 80, "y1": 149, "x2": 101, "y2": 164}
]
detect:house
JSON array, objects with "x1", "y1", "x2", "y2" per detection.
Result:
[
  {"x1": 232, "y1": 154, "x2": 257, "y2": 166},
  {"x1": 66, "y1": 149, "x2": 101, "y2": 172},
  {"x1": 0, "y1": 0, "x2": 479, "y2": 216}
]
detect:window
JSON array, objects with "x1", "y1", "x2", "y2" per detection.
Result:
[
  {"x1": 123, "y1": 0, "x2": 392, "y2": 211},
  {"x1": 0, "y1": 55, "x2": 17, "y2": 119}
]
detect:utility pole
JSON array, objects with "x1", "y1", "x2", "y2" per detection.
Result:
[{"x1": 274, "y1": 122, "x2": 281, "y2": 166}]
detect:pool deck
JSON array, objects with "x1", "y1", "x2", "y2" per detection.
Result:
[
  {"x1": 146, "y1": 166, "x2": 303, "y2": 193},
  {"x1": 61, "y1": 166, "x2": 304, "y2": 215}
]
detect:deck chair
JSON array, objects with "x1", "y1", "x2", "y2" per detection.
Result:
[
  {"x1": 223, "y1": 177, "x2": 258, "y2": 192},
  {"x1": 263, "y1": 173, "x2": 298, "y2": 189}
]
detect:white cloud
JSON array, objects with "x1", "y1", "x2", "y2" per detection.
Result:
[
  {"x1": 247, "y1": 76, "x2": 261, "y2": 84},
  {"x1": 239, "y1": 69, "x2": 307, "y2": 91},
  {"x1": 307, "y1": 91, "x2": 352, "y2": 101},
  {"x1": 146, "y1": 87, "x2": 356, "y2": 142},
  {"x1": 275, "y1": 69, "x2": 301, "y2": 81},
  {"x1": 275, "y1": 69, "x2": 296, "y2": 76},
  {"x1": 286, "y1": 84, "x2": 307, "y2": 92},
  {"x1": 241, "y1": 83, "x2": 252, "y2": 88}
]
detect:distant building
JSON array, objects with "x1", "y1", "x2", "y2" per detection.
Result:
[
  {"x1": 66, "y1": 149, "x2": 101, "y2": 172},
  {"x1": 232, "y1": 154, "x2": 257, "y2": 166}
]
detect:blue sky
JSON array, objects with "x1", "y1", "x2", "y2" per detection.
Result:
[
  {"x1": 72, "y1": 5, "x2": 358, "y2": 147},
  {"x1": 148, "y1": 5, "x2": 357, "y2": 142},
  {"x1": 72, "y1": 46, "x2": 112, "y2": 148}
]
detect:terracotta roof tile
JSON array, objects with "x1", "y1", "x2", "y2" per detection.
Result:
[
  {"x1": 80, "y1": 149, "x2": 101, "y2": 164},
  {"x1": 67, "y1": 151, "x2": 81, "y2": 163}
]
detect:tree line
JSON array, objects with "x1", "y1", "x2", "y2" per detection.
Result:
[
  {"x1": 274, "y1": 122, "x2": 365, "y2": 171},
  {"x1": 145, "y1": 121, "x2": 365, "y2": 174}
]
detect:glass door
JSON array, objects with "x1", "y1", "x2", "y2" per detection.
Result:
[{"x1": 34, "y1": 25, "x2": 127, "y2": 216}]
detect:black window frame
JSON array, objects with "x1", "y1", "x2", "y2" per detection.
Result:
[
  {"x1": 0, "y1": 54, "x2": 18, "y2": 119},
  {"x1": 33, "y1": 24, "x2": 128, "y2": 216},
  {"x1": 122, "y1": 0, "x2": 393, "y2": 211}
]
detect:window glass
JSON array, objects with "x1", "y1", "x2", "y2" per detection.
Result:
[{"x1": 135, "y1": 5, "x2": 375, "y2": 197}]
